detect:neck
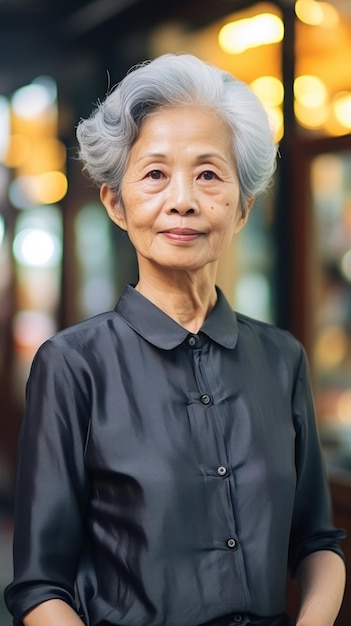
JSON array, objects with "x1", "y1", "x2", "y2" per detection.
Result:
[{"x1": 135, "y1": 266, "x2": 218, "y2": 333}]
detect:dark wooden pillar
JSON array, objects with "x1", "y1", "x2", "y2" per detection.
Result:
[{"x1": 273, "y1": 2, "x2": 297, "y2": 334}]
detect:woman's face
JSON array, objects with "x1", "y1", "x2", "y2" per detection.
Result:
[{"x1": 101, "y1": 105, "x2": 248, "y2": 275}]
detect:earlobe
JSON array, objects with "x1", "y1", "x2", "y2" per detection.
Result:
[
  {"x1": 234, "y1": 213, "x2": 248, "y2": 235},
  {"x1": 236, "y1": 195, "x2": 255, "y2": 233},
  {"x1": 100, "y1": 184, "x2": 127, "y2": 231}
]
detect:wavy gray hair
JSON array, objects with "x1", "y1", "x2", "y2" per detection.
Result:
[{"x1": 76, "y1": 53, "x2": 278, "y2": 214}]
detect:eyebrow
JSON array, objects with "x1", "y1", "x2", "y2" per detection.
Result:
[
  {"x1": 136, "y1": 152, "x2": 228, "y2": 164},
  {"x1": 135, "y1": 153, "x2": 166, "y2": 163},
  {"x1": 196, "y1": 153, "x2": 228, "y2": 163}
]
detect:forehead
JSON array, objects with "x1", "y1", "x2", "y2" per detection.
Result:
[
  {"x1": 132, "y1": 105, "x2": 233, "y2": 155},
  {"x1": 142, "y1": 104, "x2": 228, "y2": 131}
]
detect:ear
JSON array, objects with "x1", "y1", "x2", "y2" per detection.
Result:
[
  {"x1": 100, "y1": 184, "x2": 127, "y2": 231},
  {"x1": 234, "y1": 195, "x2": 255, "y2": 234}
]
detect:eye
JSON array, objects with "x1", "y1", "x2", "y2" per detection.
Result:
[
  {"x1": 199, "y1": 170, "x2": 217, "y2": 180},
  {"x1": 146, "y1": 170, "x2": 164, "y2": 180}
]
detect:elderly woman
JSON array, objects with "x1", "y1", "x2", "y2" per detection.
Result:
[{"x1": 5, "y1": 53, "x2": 345, "y2": 626}]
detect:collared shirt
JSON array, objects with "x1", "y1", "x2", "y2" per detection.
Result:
[{"x1": 5, "y1": 285, "x2": 345, "y2": 626}]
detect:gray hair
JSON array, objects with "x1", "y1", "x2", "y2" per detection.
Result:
[{"x1": 76, "y1": 53, "x2": 278, "y2": 213}]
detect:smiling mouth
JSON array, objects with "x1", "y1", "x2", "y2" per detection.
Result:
[{"x1": 161, "y1": 228, "x2": 204, "y2": 242}]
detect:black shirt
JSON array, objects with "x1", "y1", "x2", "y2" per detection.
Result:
[{"x1": 5, "y1": 285, "x2": 345, "y2": 626}]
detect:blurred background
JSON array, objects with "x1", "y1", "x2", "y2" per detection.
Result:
[{"x1": 0, "y1": 0, "x2": 351, "y2": 623}]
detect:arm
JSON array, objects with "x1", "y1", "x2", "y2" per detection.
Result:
[
  {"x1": 5, "y1": 340, "x2": 90, "y2": 624},
  {"x1": 23, "y1": 599, "x2": 85, "y2": 626},
  {"x1": 288, "y1": 346, "x2": 346, "y2": 624},
  {"x1": 295, "y1": 550, "x2": 346, "y2": 626}
]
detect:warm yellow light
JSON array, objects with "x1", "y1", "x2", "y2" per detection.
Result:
[
  {"x1": 295, "y1": 0, "x2": 323, "y2": 25},
  {"x1": 3, "y1": 134, "x2": 31, "y2": 168},
  {"x1": 333, "y1": 92, "x2": 351, "y2": 129},
  {"x1": 294, "y1": 75, "x2": 328, "y2": 108},
  {"x1": 336, "y1": 390, "x2": 351, "y2": 424},
  {"x1": 250, "y1": 76, "x2": 284, "y2": 107},
  {"x1": 323, "y1": 116, "x2": 351, "y2": 137},
  {"x1": 318, "y1": 2, "x2": 340, "y2": 28},
  {"x1": 218, "y1": 13, "x2": 284, "y2": 54},
  {"x1": 9, "y1": 171, "x2": 68, "y2": 207},
  {"x1": 314, "y1": 326, "x2": 348, "y2": 369},
  {"x1": 35, "y1": 171, "x2": 68, "y2": 204},
  {"x1": 265, "y1": 106, "x2": 284, "y2": 142},
  {"x1": 295, "y1": 0, "x2": 339, "y2": 27},
  {"x1": 18, "y1": 137, "x2": 66, "y2": 176},
  {"x1": 12, "y1": 108, "x2": 58, "y2": 139},
  {"x1": 294, "y1": 101, "x2": 329, "y2": 128},
  {"x1": 6, "y1": 135, "x2": 66, "y2": 174}
]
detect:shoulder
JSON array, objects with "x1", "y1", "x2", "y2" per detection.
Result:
[
  {"x1": 52, "y1": 310, "x2": 117, "y2": 344},
  {"x1": 235, "y1": 310, "x2": 305, "y2": 366},
  {"x1": 32, "y1": 310, "x2": 121, "y2": 367}
]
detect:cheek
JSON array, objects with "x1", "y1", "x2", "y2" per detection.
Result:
[
  {"x1": 211, "y1": 199, "x2": 240, "y2": 229},
  {"x1": 122, "y1": 200, "x2": 156, "y2": 231}
]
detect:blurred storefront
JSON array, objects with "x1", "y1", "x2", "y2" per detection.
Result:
[
  {"x1": 2, "y1": 0, "x2": 350, "y2": 474},
  {"x1": 0, "y1": 0, "x2": 351, "y2": 623}
]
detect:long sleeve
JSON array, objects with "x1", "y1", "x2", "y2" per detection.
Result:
[
  {"x1": 288, "y1": 345, "x2": 345, "y2": 576},
  {"x1": 5, "y1": 340, "x2": 90, "y2": 626}
]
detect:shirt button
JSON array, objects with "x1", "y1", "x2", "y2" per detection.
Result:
[
  {"x1": 227, "y1": 538, "x2": 237, "y2": 549},
  {"x1": 187, "y1": 334, "x2": 198, "y2": 347},
  {"x1": 200, "y1": 393, "x2": 212, "y2": 405},
  {"x1": 233, "y1": 616, "x2": 243, "y2": 623},
  {"x1": 217, "y1": 466, "x2": 227, "y2": 476}
]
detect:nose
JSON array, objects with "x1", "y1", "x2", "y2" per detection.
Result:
[{"x1": 166, "y1": 174, "x2": 199, "y2": 215}]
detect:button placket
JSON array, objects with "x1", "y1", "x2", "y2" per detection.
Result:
[{"x1": 188, "y1": 334, "x2": 238, "y2": 562}]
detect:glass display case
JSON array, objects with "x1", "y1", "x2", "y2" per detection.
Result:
[
  {"x1": 310, "y1": 144, "x2": 351, "y2": 469},
  {"x1": 293, "y1": 134, "x2": 351, "y2": 470}
]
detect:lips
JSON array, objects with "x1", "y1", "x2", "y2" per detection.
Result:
[{"x1": 161, "y1": 228, "x2": 203, "y2": 242}]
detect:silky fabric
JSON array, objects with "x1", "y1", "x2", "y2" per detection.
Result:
[
  {"x1": 5, "y1": 285, "x2": 345, "y2": 626},
  {"x1": 198, "y1": 613, "x2": 291, "y2": 626}
]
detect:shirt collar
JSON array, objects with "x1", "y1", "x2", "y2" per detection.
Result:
[{"x1": 114, "y1": 284, "x2": 238, "y2": 350}]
